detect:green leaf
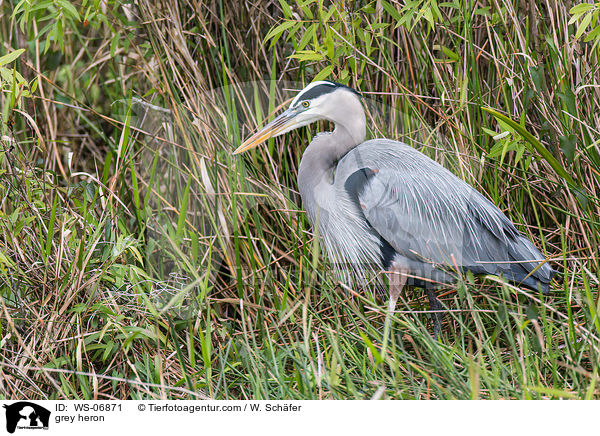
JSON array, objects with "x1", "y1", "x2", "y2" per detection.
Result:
[
  {"x1": 362, "y1": 5, "x2": 376, "y2": 13},
  {"x1": 297, "y1": 23, "x2": 316, "y2": 51},
  {"x1": 0, "y1": 249, "x2": 16, "y2": 269},
  {"x1": 312, "y1": 64, "x2": 335, "y2": 81},
  {"x1": 358, "y1": 331, "x2": 382, "y2": 364},
  {"x1": 459, "y1": 75, "x2": 468, "y2": 108},
  {"x1": 0, "y1": 49, "x2": 25, "y2": 67},
  {"x1": 381, "y1": 0, "x2": 402, "y2": 22},
  {"x1": 576, "y1": 12, "x2": 593, "y2": 39},
  {"x1": 110, "y1": 32, "x2": 120, "y2": 57},
  {"x1": 584, "y1": 24, "x2": 600, "y2": 41},
  {"x1": 45, "y1": 193, "x2": 59, "y2": 259},
  {"x1": 430, "y1": 0, "x2": 442, "y2": 19},
  {"x1": 473, "y1": 6, "x2": 491, "y2": 16},
  {"x1": 515, "y1": 143, "x2": 525, "y2": 163},
  {"x1": 325, "y1": 27, "x2": 334, "y2": 60},
  {"x1": 557, "y1": 87, "x2": 577, "y2": 116},
  {"x1": 299, "y1": 0, "x2": 314, "y2": 19},
  {"x1": 278, "y1": 0, "x2": 293, "y2": 17},
  {"x1": 263, "y1": 20, "x2": 296, "y2": 44},
  {"x1": 482, "y1": 127, "x2": 499, "y2": 137},
  {"x1": 56, "y1": 18, "x2": 65, "y2": 53},
  {"x1": 529, "y1": 66, "x2": 543, "y2": 92},
  {"x1": 526, "y1": 303, "x2": 538, "y2": 321},
  {"x1": 11, "y1": 0, "x2": 28, "y2": 20},
  {"x1": 290, "y1": 50, "x2": 323, "y2": 61},
  {"x1": 30, "y1": 77, "x2": 38, "y2": 94},
  {"x1": 569, "y1": 3, "x2": 594, "y2": 16},
  {"x1": 421, "y1": 7, "x2": 435, "y2": 29},
  {"x1": 440, "y1": 45, "x2": 459, "y2": 61},
  {"x1": 176, "y1": 174, "x2": 192, "y2": 239},
  {"x1": 57, "y1": 0, "x2": 81, "y2": 20},
  {"x1": 559, "y1": 134, "x2": 577, "y2": 163},
  {"x1": 482, "y1": 107, "x2": 576, "y2": 186},
  {"x1": 323, "y1": 5, "x2": 337, "y2": 22}
]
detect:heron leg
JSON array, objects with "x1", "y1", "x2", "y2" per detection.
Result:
[
  {"x1": 426, "y1": 288, "x2": 443, "y2": 340},
  {"x1": 381, "y1": 266, "x2": 407, "y2": 355}
]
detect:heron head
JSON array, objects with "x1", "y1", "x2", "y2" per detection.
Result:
[{"x1": 233, "y1": 80, "x2": 362, "y2": 154}]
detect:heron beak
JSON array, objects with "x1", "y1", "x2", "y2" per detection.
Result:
[{"x1": 233, "y1": 109, "x2": 297, "y2": 155}]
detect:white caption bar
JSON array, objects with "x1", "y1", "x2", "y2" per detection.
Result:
[{"x1": 0, "y1": 400, "x2": 594, "y2": 435}]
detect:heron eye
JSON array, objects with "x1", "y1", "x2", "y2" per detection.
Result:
[{"x1": 302, "y1": 101, "x2": 310, "y2": 108}]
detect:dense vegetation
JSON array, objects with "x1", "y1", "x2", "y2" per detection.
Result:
[{"x1": 0, "y1": 0, "x2": 599, "y2": 399}]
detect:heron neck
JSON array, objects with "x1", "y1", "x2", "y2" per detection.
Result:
[
  {"x1": 297, "y1": 124, "x2": 362, "y2": 223},
  {"x1": 299, "y1": 125, "x2": 360, "y2": 182}
]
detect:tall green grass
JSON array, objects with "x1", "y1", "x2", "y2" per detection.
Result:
[{"x1": 0, "y1": 0, "x2": 599, "y2": 399}]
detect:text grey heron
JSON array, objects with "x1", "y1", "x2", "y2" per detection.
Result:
[{"x1": 234, "y1": 80, "x2": 555, "y2": 342}]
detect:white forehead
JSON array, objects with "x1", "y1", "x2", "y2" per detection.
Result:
[{"x1": 290, "y1": 81, "x2": 337, "y2": 106}]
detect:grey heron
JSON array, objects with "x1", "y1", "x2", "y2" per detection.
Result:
[{"x1": 234, "y1": 80, "x2": 556, "y2": 341}]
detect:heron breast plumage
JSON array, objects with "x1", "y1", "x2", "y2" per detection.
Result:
[{"x1": 301, "y1": 138, "x2": 554, "y2": 292}]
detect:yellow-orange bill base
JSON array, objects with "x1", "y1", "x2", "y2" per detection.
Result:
[{"x1": 233, "y1": 114, "x2": 295, "y2": 155}]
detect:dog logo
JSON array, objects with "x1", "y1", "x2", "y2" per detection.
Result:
[{"x1": 2, "y1": 402, "x2": 50, "y2": 433}]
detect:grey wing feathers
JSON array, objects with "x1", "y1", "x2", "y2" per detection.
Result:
[{"x1": 339, "y1": 139, "x2": 554, "y2": 291}]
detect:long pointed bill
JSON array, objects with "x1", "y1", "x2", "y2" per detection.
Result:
[{"x1": 233, "y1": 109, "x2": 297, "y2": 155}]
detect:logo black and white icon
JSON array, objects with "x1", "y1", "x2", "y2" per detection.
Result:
[{"x1": 2, "y1": 402, "x2": 50, "y2": 434}]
